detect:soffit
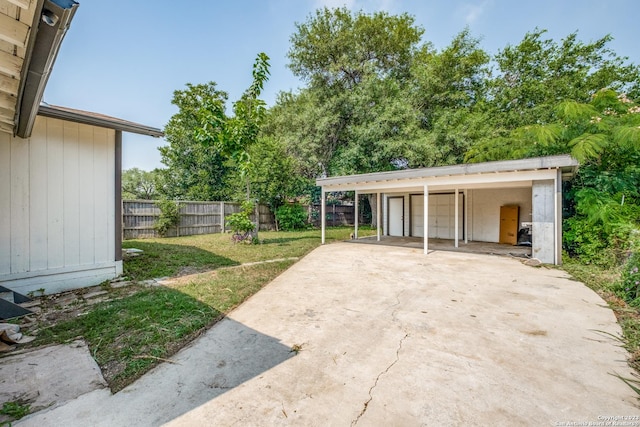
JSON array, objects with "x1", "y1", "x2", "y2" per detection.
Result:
[{"x1": 0, "y1": 0, "x2": 38, "y2": 134}]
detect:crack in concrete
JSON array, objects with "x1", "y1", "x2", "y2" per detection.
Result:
[
  {"x1": 390, "y1": 289, "x2": 405, "y2": 323},
  {"x1": 351, "y1": 332, "x2": 409, "y2": 426}
]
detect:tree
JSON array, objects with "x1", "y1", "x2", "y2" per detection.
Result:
[
  {"x1": 486, "y1": 29, "x2": 640, "y2": 130},
  {"x1": 159, "y1": 82, "x2": 233, "y2": 201},
  {"x1": 278, "y1": 8, "x2": 427, "y2": 225},
  {"x1": 288, "y1": 7, "x2": 423, "y2": 90},
  {"x1": 121, "y1": 168, "x2": 159, "y2": 200},
  {"x1": 409, "y1": 29, "x2": 491, "y2": 166},
  {"x1": 465, "y1": 88, "x2": 640, "y2": 266},
  {"x1": 193, "y1": 53, "x2": 271, "y2": 238}
]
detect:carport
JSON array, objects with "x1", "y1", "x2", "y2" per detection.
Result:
[{"x1": 316, "y1": 155, "x2": 579, "y2": 265}]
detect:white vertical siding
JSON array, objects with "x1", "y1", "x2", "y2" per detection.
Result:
[
  {"x1": 78, "y1": 124, "x2": 96, "y2": 265},
  {"x1": 0, "y1": 116, "x2": 117, "y2": 294},
  {"x1": 92, "y1": 127, "x2": 110, "y2": 263},
  {"x1": 10, "y1": 134, "x2": 29, "y2": 273},
  {"x1": 62, "y1": 121, "x2": 80, "y2": 266},
  {"x1": 47, "y1": 119, "x2": 65, "y2": 269},
  {"x1": 29, "y1": 119, "x2": 49, "y2": 271},
  {"x1": 0, "y1": 132, "x2": 11, "y2": 274}
]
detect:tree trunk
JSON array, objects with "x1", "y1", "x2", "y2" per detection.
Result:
[
  {"x1": 247, "y1": 179, "x2": 259, "y2": 241},
  {"x1": 367, "y1": 194, "x2": 377, "y2": 227}
]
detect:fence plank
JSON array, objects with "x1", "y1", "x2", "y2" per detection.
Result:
[{"x1": 122, "y1": 201, "x2": 355, "y2": 239}]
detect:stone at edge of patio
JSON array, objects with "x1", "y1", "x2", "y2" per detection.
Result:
[
  {"x1": 0, "y1": 340, "x2": 108, "y2": 414},
  {"x1": 523, "y1": 258, "x2": 543, "y2": 267}
]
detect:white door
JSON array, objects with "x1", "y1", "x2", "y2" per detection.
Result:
[
  {"x1": 388, "y1": 197, "x2": 404, "y2": 236},
  {"x1": 411, "y1": 195, "x2": 424, "y2": 237},
  {"x1": 428, "y1": 194, "x2": 463, "y2": 239}
]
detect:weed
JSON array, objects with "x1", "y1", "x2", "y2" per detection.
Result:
[{"x1": 0, "y1": 400, "x2": 31, "y2": 420}]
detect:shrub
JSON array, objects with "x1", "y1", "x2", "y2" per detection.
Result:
[
  {"x1": 226, "y1": 201, "x2": 256, "y2": 242},
  {"x1": 154, "y1": 200, "x2": 180, "y2": 237},
  {"x1": 616, "y1": 232, "x2": 640, "y2": 305},
  {"x1": 276, "y1": 203, "x2": 308, "y2": 231}
]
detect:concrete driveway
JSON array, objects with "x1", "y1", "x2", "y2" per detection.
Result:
[{"x1": 19, "y1": 243, "x2": 639, "y2": 426}]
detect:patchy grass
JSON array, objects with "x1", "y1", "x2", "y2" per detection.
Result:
[
  {"x1": 563, "y1": 259, "x2": 640, "y2": 372},
  {"x1": 123, "y1": 227, "x2": 369, "y2": 281},
  {"x1": 28, "y1": 227, "x2": 363, "y2": 392}
]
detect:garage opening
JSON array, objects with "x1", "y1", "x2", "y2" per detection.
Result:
[{"x1": 410, "y1": 193, "x2": 463, "y2": 239}]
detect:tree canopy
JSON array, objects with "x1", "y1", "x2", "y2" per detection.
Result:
[{"x1": 153, "y1": 7, "x2": 640, "y2": 264}]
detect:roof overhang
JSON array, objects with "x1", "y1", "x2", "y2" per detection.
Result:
[
  {"x1": 0, "y1": 0, "x2": 78, "y2": 137},
  {"x1": 38, "y1": 104, "x2": 164, "y2": 137},
  {"x1": 16, "y1": 0, "x2": 78, "y2": 137},
  {"x1": 316, "y1": 155, "x2": 579, "y2": 193}
]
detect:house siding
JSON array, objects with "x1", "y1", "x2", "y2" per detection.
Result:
[{"x1": 0, "y1": 116, "x2": 117, "y2": 295}]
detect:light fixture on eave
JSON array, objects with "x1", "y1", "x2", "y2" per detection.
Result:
[
  {"x1": 41, "y1": 9, "x2": 59, "y2": 26},
  {"x1": 15, "y1": 0, "x2": 78, "y2": 138}
]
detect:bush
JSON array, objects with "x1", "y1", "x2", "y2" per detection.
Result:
[
  {"x1": 276, "y1": 203, "x2": 308, "y2": 231},
  {"x1": 226, "y1": 201, "x2": 256, "y2": 242},
  {"x1": 154, "y1": 200, "x2": 180, "y2": 237},
  {"x1": 615, "y1": 232, "x2": 640, "y2": 305}
]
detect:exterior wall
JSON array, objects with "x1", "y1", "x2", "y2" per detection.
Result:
[
  {"x1": 532, "y1": 180, "x2": 556, "y2": 264},
  {"x1": 0, "y1": 116, "x2": 118, "y2": 295},
  {"x1": 469, "y1": 188, "x2": 532, "y2": 243}
]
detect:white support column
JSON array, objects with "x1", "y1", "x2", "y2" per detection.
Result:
[
  {"x1": 463, "y1": 189, "x2": 468, "y2": 244},
  {"x1": 354, "y1": 190, "x2": 359, "y2": 239},
  {"x1": 423, "y1": 184, "x2": 429, "y2": 254},
  {"x1": 376, "y1": 192, "x2": 381, "y2": 241},
  {"x1": 321, "y1": 189, "x2": 326, "y2": 244},
  {"x1": 454, "y1": 188, "x2": 459, "y2": 248},
  {"x1": 554, "y1": 170, "x2": 561, "y2": 265}
]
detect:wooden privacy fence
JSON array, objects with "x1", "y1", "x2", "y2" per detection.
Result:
[
  {"x1": 122, "y1": 200, "x2": 357, "y2": 239},
  {"x1": 308, "y1": 204, "x2": 356, "y2": 227},
  {"x1": 122, "y1": 200, "x2": 275, "y2": 239}
]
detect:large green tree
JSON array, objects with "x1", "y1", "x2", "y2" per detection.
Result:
[
  {"x1": 275, "y1": 8, "x2": 428, "y2": 222},
  {"x1": 158, "y1": 82, "x2": 232, "y2": 201},
  {"x1": 486, "y1": 29, "x2": 640, "y2": 130},
  {"x1": 122, "y1": 167, "x2": 160, "y2": 200},
  {"x1": 289, "y1": 7, "x2": 422, "y2": 90},
  {"x1": 409, "y1": 29, "x2": 490, "y2": 165}
]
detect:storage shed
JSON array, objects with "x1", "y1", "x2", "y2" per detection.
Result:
[{"x1": 316, "y1": 155, "x2": 579, "y2": 265}]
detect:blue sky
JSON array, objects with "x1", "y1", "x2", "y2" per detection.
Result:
[{"x1": 44, "y1": 0, "x2": 640, "y2": 171}]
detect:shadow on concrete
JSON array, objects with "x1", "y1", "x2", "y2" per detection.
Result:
[
  {"x1": 350, "y1": 235, "x2": 532, "y2": 258},
  {"x1": 141, "y1": 317, "x2": 295, "y2": 425},
  {"x1": 17, "y1": 318, "x2": 294, "y2": 426}
]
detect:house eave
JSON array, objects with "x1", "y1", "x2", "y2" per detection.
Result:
[
  {"x1": 15, "y1": 0, "x2": 79, "y2": 138},
  {"x1": 316, "y1": 155, "x2": 579, "y2": 188},
  {"x1": 38, "y1": 104, "x2": 164, "y2": 137}
]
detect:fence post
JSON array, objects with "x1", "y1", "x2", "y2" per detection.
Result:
[
  {"x1": 332, "y1": 204, "x2": 336, "y2": 227},
  {"x1": 220, "y1": 201, "x2": 225, "y2": 233},
  {"x1": 176, "y1": 201, "x2": 180, "y2": 237}
]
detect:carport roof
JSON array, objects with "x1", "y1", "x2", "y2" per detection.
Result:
[{"x1": 316, "y1": 155, "x2": 579, "y2": 189}]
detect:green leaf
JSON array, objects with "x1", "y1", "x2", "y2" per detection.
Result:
[
  {"x1": 568, "y1": 133, "x2": 608, "y2": 162},
  {"x1": 613, "y1": 125, "x2": 640, "y2": 149},
  {"x1": 513, "y1": 123, "x2": 563, "y2": 146},
  {"x1": 555, "y1": 100, "x2": 599, "y2": 122}
]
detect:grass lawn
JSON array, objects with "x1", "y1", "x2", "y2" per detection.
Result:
[{"x1": 30, "y1": 227, "x2": 372, "y2": 392}]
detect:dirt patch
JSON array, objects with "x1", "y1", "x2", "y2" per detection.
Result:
[{"x1": 14, "y1": 282, "x2": 145, "y2": 337}]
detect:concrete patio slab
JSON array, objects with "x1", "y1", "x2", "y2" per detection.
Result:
[{"x1": 17, "y1": 243, "x2": 639, "y2": 426}]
